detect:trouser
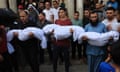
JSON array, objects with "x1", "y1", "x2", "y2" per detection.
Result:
[
  {"x1": 71, "y1": 41, "x2": 82, "y2": 59},
  {"x1": 82, "y1": 41, "x2": 87, "y2": 58},
  {"x1": 87, "y1": 55, "x2": 103, "y2": 72},
  {"x1": 53, "y1": 45, "x2": 70, "y2": 72},
  {"x1": 22, "y1": 47, "x2": 39, "y2": 72},
  {"x1": 0, "y1": 52, "x2": 13, "y2": 72},
  {"x1": 11, "y1": 51, "x2": 19, "y2": 72},
  {"x1": 39, "y1": 41, "x2": 53, "y2": 64}
]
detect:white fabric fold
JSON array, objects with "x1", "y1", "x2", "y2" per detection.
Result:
[
  {"x1": 7, "y1": 43, "x2": 15, "y2": 54},
  {"x1": 78, "y1": 31, "x2": 119, "y2": 46},
  {"x1": 42, "y1": 24, "x2": 60, "y2": 34},
  {"x1": 43, "y1": 24, "x2": 85, "y2": 40},
  {"x1": 19, "y1": 27, "x2": 47, "y2": 49},
  {"x1": 54, "y1": 26, "x2": 85, "y2": 40},
  {"x1": 7, "y1": 29, "x2": 22, "y2": 42}
]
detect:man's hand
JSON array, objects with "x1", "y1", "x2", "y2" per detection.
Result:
[
  {"x1": 50, "y1": 29, "x2": 54, "y2": 35},
  {"x1": 109, "y1": 36, "x2": 113, "y2": 41},
  {"x1": 70, "y1": 28, "x2": 74, "y2": 33},
  {"x1": 0, "y1": 54, "x2": 4, "y2": 62},
  {"x1": 82, "y1": 36, "x2": 88, "y2": 40},
  {"x1": 29, "y1": 32, "x2": 34, "y2": 38},
  {"x1": 13, "y1": 32, "x2": 18, "y2": 37},
  {"x1": 107, "y1": 24, "x2": 112, "y2": 31}
]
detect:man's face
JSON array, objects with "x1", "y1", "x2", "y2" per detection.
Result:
[
  {"x1": 58, "y1": 10, "x2": 66, "y2": 18},
  {"x1": 84, "y1": 10, "x2": 90, "y2": 18},
  {"x1": 95, "y1": 3, "x2": 101, "y2": 9},
  {"x1": 74, "y1": 13, "x2": 79, "y2": 20},
  {"x1": 39, "y1": 2, "x2": 44, "y2": 8},
  {"x1": 38, "y1": 13, "x2": 45, "y2": 21},
  {"x1": 45, "y1": 2, "x2": 50, "y2": 9},
  {"x1": 53, "y1": 2, "x2": 59, "y2": 9},
  {"x1": 90, "y1": 13, "x2": 98, "y2": 22},
  {"x1": 106, "y1": 10, "x2": 115, "y2": 20},
  {"x1": 19, "y1": 11, "x2": 28, "y2": 23}
]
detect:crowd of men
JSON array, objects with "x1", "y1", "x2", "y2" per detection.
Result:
[{"x1": 0, "y1": 0, "x2": 120, "y2": 72}]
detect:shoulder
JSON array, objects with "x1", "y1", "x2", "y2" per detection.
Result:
[
  {"x1": 102, "y1": 19, "x2": 107, "y2": 23},
  {"x1": 45, "y1": 20, "x2": 52, "y2": 24},
  {"x1": 85, "y1": 23, "x2": 91, "y2": 27},
  {"x1": 43, "y1": 9, "x2": 46, "y2": 12},
  {"x1": 99, "y1": 62, "x2": 114, "y2": 72}
]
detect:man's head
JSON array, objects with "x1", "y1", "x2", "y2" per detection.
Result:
[
  {"x1": 95, "y1": 3, "x2": 101, "y2": 9},
  {"x1": 45, "y1": 1, "x2": 51, "y2": 9},
  {"x1": 53, "y1": 1, "x2": 59, "y2": 9},
  {"x1": 58, "y1": 8, "x2": 68, "y2": 18},
  {"x1": 90, "y1": 11, "x2": 99, "y2": 26},
  {"x1": 74, "y1": 11, "x2": 79, "y2": 20},
  {"x1": 38, "y1": 12, "x2": 46, "y2": 21},
  {"x1": 105, "y1": 7, "x2": 116, "y2": 20},
  {"x1": 83, "y1": 8, "x2": 90, "y2": 18},
  {"x1": 38, "y1": 1, "x2": 44, "y2": 9},
  {"x1": 19, "y1": 10, "x2": 29, "y2": 23}
]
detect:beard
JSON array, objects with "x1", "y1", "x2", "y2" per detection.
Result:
[{"x1": 90, "y1": 19, "x2": 99, "y2": 27}]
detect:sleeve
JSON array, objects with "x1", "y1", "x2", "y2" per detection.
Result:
[
  {"x1": 67, "y1": 19, "x2": 72, "y2": 25},
  {"x1": 85, "y1": 24, "x2": 89, "y2": 32},
  {"x1": 103, "y1": 24, "x2": 108, "y2": 33}
]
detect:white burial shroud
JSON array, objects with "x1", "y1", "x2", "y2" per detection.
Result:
[
  {"x1": 43, "y1": 24, "x2": 85, "y2": 40},
  {"x1": 18, "y1": 27, "x2": 47, "y2": 49},
  {"x1": 78, "y1": 31, "x2": 119, "y2": 46},
  {"x1": 54, "y1": 26, "x2": 85, "y2": 40},
  {"x1": 7, "y1": 28, "x2": 47, "y2": 49},
  {"x1": 7, "y1": 30, "x2": 22, "y2": 54}
]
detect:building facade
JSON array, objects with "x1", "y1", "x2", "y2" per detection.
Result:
[{"x1": 0, "y1": 0, "x2": 109, "y2": 19}]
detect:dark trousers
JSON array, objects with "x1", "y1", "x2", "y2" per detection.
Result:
[
  {"x1": 11, "y1": 51, "x2": 19, "y2": 72},
  {"x1": 82, "y1": 41, "x2": 87, "y2": 58},
  {"x1": 39, "y1": 41, "x2": 53, "y2": 64},
  {"x1": 0, "y1": 52, "x2": 13, "y2": 72},
  {"x1": 71, "y1": 41, "x2": 82, "y2": 59},
  {"x1": 22, "y1": 46, "x2": 39, "y2": 72},
  {"x1": 53, "y1": 45, "x2": 70, "y2": 72}
]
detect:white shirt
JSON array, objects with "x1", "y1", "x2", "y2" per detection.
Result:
[
  {"x1": 102, "y1": 18, "x2": 120, "y2": 31},
  {"x1": 43, "y1": 8, "x2": 54, "y2": 21},
  {"x1": 52, "y1": 7, "x2": 60, "y2": 21}
]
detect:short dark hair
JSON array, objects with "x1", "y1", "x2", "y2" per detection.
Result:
[
  {"x1": 105, "y1": 7, "x2": 116, "y2": 12},
  {"x1": 84, "y1": 8, "x2": 90, "y2": 11},
  {"x1": 39, "y1": 1, "x2": 44, "y2": 4},
  {"x1": 53, "y1": 0, "x2": 58, "y2": 4},
  {"x1": 111, "y1": 41, "x2": 120, "y2": 65},
  {"x1": 45, "y1": 1, "x2": 51, "y2": 6},
  {"x1": 39, "y1": 12, "x2": 45, "y2": 16},
  {"x1": 90, "y1": 11, "x2": 98, "y2": 15},
  {"x1": 74, "y1": 11, "x2": 79, "y2": 14},
  {"x1": 59, "y1": 8, "x2": 68, "y2": 16},
  {"x1": 23, "y1": 10, "x2": 29, "y2": 15}
]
